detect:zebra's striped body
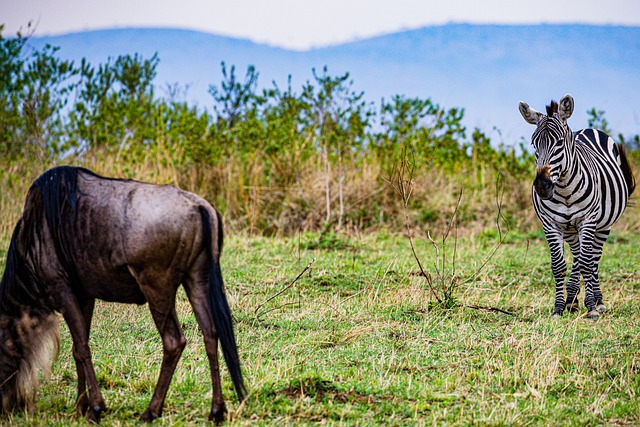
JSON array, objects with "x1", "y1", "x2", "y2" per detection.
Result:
[{"x1": 519, "y1": 94, "x2": 635, "y2": 318}]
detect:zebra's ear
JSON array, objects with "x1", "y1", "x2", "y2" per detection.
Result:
[
  {"x1": 558, "y1": 94, "x2": 574, "y2": 122},
  {"x1": 519, "y1": 101, "x2": 543, "y2": 125}
]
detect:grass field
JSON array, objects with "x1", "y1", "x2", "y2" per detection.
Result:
[{"x1": 1, "y1": 227, "x2": 639, "y2": 426}]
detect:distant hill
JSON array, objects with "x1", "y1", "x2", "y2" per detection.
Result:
[{"x1": 26, "y1": 24, "x2": 640, "y2": 142}]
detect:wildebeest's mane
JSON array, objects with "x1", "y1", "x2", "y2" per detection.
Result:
[
  {"x1": 1, "y1": 166, "x2": 102, "y2": 310},
  {"x1": 33, "y1": 166, "x2": 81, "y2": 241},
  {"x1": 0, "y1": 221, "x2": 25, "y2": 310},
  {"x1": 546, "y1": 100, "x2": 558, "y2": 117}
]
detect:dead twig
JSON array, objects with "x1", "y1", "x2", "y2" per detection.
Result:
[
  {"x1": 383, "y1": 153, "x2": 442, "y2": 303},
  {"x1": 432, "y1": 188, "x2": 463, "y2": 302},
  {"x1": 464, "y1": 304, "x2": 516, "y2": 316},
  {"x1": 254, "y1": 258, "x2": 316, "y2": 319}
]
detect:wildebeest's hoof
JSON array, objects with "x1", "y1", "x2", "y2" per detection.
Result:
[
  {"x1": 75, "y1": 398, "x2": 89, "y2": 416},
  {"x1": 596, "y1": 304, "x2": 607, "y2": 313},
  {"x1": 586, "y1": 310, "x2": 600, "y2": 319},
  {"x1": 209, "y1": 404, "x2": 227, "y2": 425},
  {"x1": 140, "y1": 409, "x2": 159, "y2": 423},
  {"x1": 88, "y1": 405, "x2": 105, "y2": 424},
  {"x1": 566, "y1": 302, "x2": 579, "y2": 312}
]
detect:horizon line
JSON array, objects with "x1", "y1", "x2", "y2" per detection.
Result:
[{"x1": 7, "y1": 21, "x2": 639, "y2": 52}]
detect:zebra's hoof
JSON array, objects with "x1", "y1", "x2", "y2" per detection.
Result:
[
  {"x1": 552, "y1": 311, "x2": 563, "y2": 317},
  {"x1": 566, "y1": 302, "x2": 579, "y2": 312},
  {"x1": 596, "y1": 304, "x2": 607, "y2": 313},
  {"x1": 586, "y1": 310, "x2": 600, "y2": 319}
]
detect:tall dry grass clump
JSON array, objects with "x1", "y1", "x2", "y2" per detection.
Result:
[{"x1": 0, "y1": 145, "x2": 539, "y2": 239}]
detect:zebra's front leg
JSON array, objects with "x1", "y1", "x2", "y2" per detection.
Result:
[
  {"x1": 578, "y1": 224, "x2": 599, "y2": 318},
  {"x1": 565, "y1": 233, "x2": 581, "y2": 312},
  {"x1": 546, "y1": 233, "x2": 567, "y2": 316}
]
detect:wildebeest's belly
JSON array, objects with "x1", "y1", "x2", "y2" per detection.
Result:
[{"x1": 75, "y1": 264, "x2": 148, "y2": 305}]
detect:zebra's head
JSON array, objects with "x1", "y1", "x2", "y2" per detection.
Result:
[{"x1": 518, "y1": 94, "x2": 575, "y2": 200}]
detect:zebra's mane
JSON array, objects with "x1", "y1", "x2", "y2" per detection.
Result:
[{"x1": 546, "y1": 100, "x2": 558, "y2": 117}]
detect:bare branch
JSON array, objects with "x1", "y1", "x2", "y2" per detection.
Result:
[
  {"x1": 464, "y1": 304, "x2": 516, "y2": 316},
  {"x1": 254, "y1": 258, "x2": 316, "y2": 318},
  {"x1": 385, "y1": 152, "x2": 442, "y2": 303},
  {"x1": 427, "y1": 230, "x2": 439, "y2": 253}
]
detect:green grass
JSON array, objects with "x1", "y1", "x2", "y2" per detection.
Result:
[{"x1": 2, "y1": 230, "x2": 640, "y2": 426}]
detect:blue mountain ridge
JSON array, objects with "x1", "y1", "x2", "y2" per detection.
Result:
[{"x1": 25, "y1": 24, "x2": 640, "y2": 142}]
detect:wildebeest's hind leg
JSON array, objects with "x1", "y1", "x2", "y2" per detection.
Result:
[
  {"x1": 134, "y1": 273, "x2": 186, "y2": 422},
  {"x1": 183, "y1": 270, "x2": 227, "y2": 423},
  {"x1": 72, "y1": 298, "x2": 96, "y2": 416},
  {"x1": 58, "y1": 292, "x2": 106, "y2": 423}
]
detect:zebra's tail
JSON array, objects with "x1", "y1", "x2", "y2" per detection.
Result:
[{"x1": 618, "y1": 143, "x2": 636, "y2": 197}]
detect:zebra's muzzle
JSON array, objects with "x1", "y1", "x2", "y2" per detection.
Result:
[{"x1": 534, "y1": 168, "x2": 554, "y2": 200}]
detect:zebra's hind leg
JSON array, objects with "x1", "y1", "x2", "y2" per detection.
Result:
[
  {"x1": 565, "y1": 233, "x2": 581, "y2": 313},
  {"x1": 592, "y1": 230, "x2": 610, "y2": 314},
  {"x1": 546, "y1": 232, "x2": 568, "y2": 316},
  {"x1": 593, "y1": 270, "x2": 607, "y2": 314},
  {"x1": 578, "y1": 224, "x2": 600, "y2": 319}
]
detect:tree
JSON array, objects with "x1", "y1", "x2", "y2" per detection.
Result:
[
  {"x1": 301, "y1": 66, "x2": 372, "y2": 229},
  {"x1": 587, "y1": 107, "x2": 612, "y2": 135},
  {"x1": 0, "y1": 26, "x2": 77, "y2": 161},
  {"x1": 69, "y1": 53, "x2": 159, "y2": 151},
  {"x1": 209, "y1": 62, "x2": 260, "y2": 128},
  {"x1": 261, "y1": 75, "x2": 314, "y2": 185},
  {"x1": 0, "y1": 25, "x2": 29, "y2": 159}
]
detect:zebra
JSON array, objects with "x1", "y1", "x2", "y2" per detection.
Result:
[{"x1": 518, "y1": 94, "x2": 635, "y2": 319}]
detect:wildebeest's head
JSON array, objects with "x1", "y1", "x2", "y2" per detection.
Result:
[{"x1": 518, "y1": 94, "x2": 575, "y2": 200}]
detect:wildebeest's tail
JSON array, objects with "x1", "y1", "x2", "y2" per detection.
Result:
[
  {"x1": 618, "y1": 143, "x2": 636, "y2": 197},
  {"x1": 198, "y1": 206, "x2": 247, "y2": 401}
]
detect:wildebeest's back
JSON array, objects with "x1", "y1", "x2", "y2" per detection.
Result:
[{"x1": 69, "y1": 171, "x2": 215, "y2": 304}]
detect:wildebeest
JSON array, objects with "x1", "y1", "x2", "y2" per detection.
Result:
[{"x1": 0, "y1": 166, "x2": 246, "y2": 423}]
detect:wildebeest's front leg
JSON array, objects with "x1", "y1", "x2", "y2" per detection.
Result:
[
  {"x1": 73, "y1": 298, "x2": 96, "y2": 416},
  {"x1": 140, "y1": 306, "x2": 186, "y2": 422},
  {"x1": 58, "y1": 292, "x2": 106, "y2": 423},
  {"x1": 544, "y1": 228, "x2": 567, "y2": 316},
  {"x1": 134, "y1": 273, "x2": 186, "y2": 423}
]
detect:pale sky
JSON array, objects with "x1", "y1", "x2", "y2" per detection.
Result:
[{"x1": 3, "y1": 0, "x2": 640, "y2": 50}]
